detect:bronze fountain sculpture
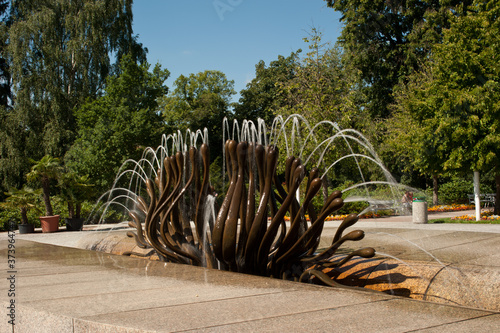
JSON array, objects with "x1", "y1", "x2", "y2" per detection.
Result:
[
  {"x1": 121, "y1": 116, "x2": 384, "y2": 287},
  {"x1": 94, "y1": 117, "x2": 499, "y2": 310}
]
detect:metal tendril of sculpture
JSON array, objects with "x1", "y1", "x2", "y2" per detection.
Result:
[{"x1": 122, "y1": 116, "x2": 382, "y2": 286}]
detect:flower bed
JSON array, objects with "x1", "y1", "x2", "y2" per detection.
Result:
[
  {"x1": 428, "y1": 204, "x2": 474, "y2": 212},
  {"x1": 451, "y1": 210, "x2": 500, "y2": 221},
  {"x1": 325, "y1": 213, "x2": 383, "y2": 221},
  {"x1": 283, "y1": 210, "x2": 393, "y2": 222}
]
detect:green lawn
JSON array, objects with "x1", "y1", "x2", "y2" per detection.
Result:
[{"x1": 430, "y1": 218, "x2": 500, "y2": 224}]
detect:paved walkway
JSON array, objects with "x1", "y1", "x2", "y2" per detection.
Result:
[{"x1": 1, "y1": 210, "x2": 499, "y2": 332}]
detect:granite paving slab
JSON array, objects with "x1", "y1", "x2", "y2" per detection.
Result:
[{"x1": 1, "y1": 240, "x2": 498, "y2": 332}]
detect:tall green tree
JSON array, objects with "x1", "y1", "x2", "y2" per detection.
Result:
[
  {"x1": 65, "y1": 55, "x2": 169, "y2": 192},
  {"x1": 161, "y1": 70, "x2": 236, "y2": 160},
  {"x1": 324, "y1": 0, "x2": 471, "y2": 119},
  {"x1": 275, "y1": 28, "x2": 376, "y2": 192},
  {"x1": 275, "y1": 29, "x2": 366, "y2": 131},
  {"x1": 0, "y1": 0, "x2": 145, "y2": 190},
  {"x1": 430, "y1": 0, "x2": 500, "y2": 213},
  {"x1": 384, "y1": 66, "x2": 447, "y2": 204},
  {"x1": 389, "y1": 0, "x2": 500, "y2": 211},
  {"x1": 234, "y1": 52, "x2": 300, "y2": 124},
  {"x1": 0, "y1": 0, "x2": 15, "y2": 192},
  {"x1": 0, "y1": 0, "x2": 11, "y2": 108}
]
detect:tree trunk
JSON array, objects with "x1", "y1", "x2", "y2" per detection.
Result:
[
  {"x1": 495, "y1": 173, "x2": 500, "y2": 215},
  {"x1": 67, "y1": 201, "x2": 75, "y2": 219},
  {"x1": 42, "y1": 176, "x2": 53, "y2": 216},
  {"x1": 20, "y1": 207, "x2": 28, "y2": 225},
  {"x1": 432, "y1": 174, "x2": 439, "y2": 206},
  {"x1": 76, "y1": 202, "x2": 81, "y2": 219}
]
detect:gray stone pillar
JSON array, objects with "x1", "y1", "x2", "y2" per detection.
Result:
[{"x1": 412, "y1": 200, "x2": 428, "y2": 224}]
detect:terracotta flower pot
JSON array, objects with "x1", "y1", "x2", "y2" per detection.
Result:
[{"x1": 40, "y1": 215, "x2": 60, "y2": 233}]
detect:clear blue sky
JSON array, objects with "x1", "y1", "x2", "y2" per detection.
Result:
[{"x1": 132, "y1": 0, "x2": 343, "y2": 100}]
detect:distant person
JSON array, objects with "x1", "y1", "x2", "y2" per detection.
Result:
[{"x1": 401, "y1": 191, "x2": 413, "y2": 215}]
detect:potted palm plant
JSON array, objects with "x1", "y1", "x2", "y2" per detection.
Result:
[
  {"x1": 1, "y1": 187, "x2": 42, "y2": 233},
  {"x1": 27, "y1": 155, "x2": 61, "y2": 233},
  {"x1": 59, "y1": 171, "x2": 92, "y2": 231}
]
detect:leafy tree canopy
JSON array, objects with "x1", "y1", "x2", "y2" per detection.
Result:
[
  {"x1": 386, "y1": 0, "x2": 500, "y2": 207},
  {"x1": 65, "y1": 55, "x2": 169, "y2": 192},
  {"x1": 275, "y1": 29, "x2": 366, "y2": 130},
  {"x1": 429, "y1": 0, "x2": 500, "y2": 174},
  {"x1": 160, "y1": 70, "x2": 236, "y2": 159},
  {"x1": 234, "y1": 52, "x2": 300, "y2": 124},
  {"x1": 324, "y1": 0, "x2": 471, "y2": 119},
  {"x1": 397, "y1": 0, "x2": 500, "y2": 174},
  {"x1": 0, "y1": 0, "x2": 146, "y2": 191}
]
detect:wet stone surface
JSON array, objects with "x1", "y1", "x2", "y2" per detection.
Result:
[{"x1": 1, "y1": 238, "x2": 498, "y2": 332}]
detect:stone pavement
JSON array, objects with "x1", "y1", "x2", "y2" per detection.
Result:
[{"x1": 1, "y1": 210, "x2": 499, "y2": 332}]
